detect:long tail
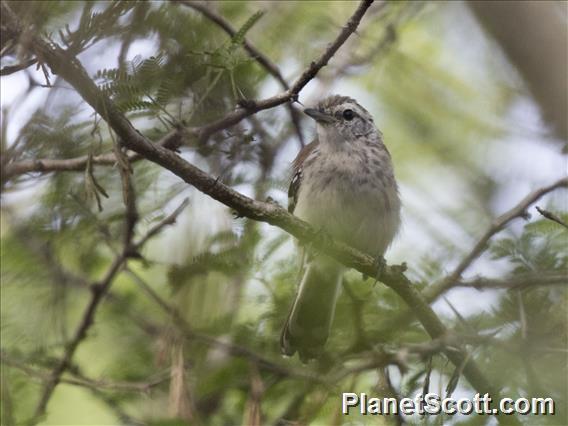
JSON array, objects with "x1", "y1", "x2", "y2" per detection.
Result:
[{"x1": 280, "y1": 259, "x2": 342, "y2": 362}]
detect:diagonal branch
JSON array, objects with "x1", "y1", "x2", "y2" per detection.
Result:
[
  {"x1": 425, "y1": 177, "x2": 568, "y2": 301},
  {"x1": 184, "y1": 0, "x2": 375, "y2": 142},
  {"x1": 535, "y1": 205, "x2": 568, "y2": 229},
  {"x1": 181, "y1": 1, "x2": 287, "y2": 87},
  {"x1": 455, "y1": 272, "x2": 567, "y2": 290},
  {"x1": 0, "y1": 127, "x2": 183, "y2": 183},
  {"x1": 180, "y1": 0, "x2": 306, "y2": 145},
  {"x1": 1, "y1": 351, "x2": 170, "y2": 393},
  {"x1": 0, "y1": 57, "x2": 37, "y2": 75}
]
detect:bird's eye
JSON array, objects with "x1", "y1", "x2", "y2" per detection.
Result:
[{"x1": 343, "y1": 109, "x2": 354, "y2": 121}]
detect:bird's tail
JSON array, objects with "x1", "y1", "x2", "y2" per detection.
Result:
[{"x1": 280, "y1": 258, "x2": 342, "y2": 362}]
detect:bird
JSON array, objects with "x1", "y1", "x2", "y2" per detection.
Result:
[{"x1": 280, "y1": 95, "x2": 401, "y2": 362}]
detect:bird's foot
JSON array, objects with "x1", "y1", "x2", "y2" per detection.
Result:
[
  {"x1": 265, "y1": 196, "x2": 280, "y2": 206},
  {"x1": 314, "y1": 226, "x2": 333, "y2": 248},
  {"x1": 303, "y1": 226, "x2": 331, "y2": 256},
  {"x1": 373, "y1": 255, "x2": 387, "y2": 285}
]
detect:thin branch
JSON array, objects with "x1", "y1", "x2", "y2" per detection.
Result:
[
  {"x1": 1, "y1": 352, "x2": 169, "y2": 393},
  {"x1": 536, "y1": 205, "x2": 568, "y2": 229},
  {"x1": 136, "y1": 197, "x2": 189, "y2": 247},
  {"x1": 182, "y1": 1, "x2": 287, "y2": 88},
  {"x1": 1, "y1": 129, "x2": 183, "y2": 183},
  {"x1": 455, "y1": 272, "x2": 566, "y2": 290},
  {"x1": 180, "y1": 0, "x2": 306, "y2": 145},
  {"x1": 112, "y1": 134, "x2": 139, "y2": 249},
  {"x1": 425, "y1": 177, "x2": 568, "y2": 301},
  {"x1": 185, "y1": 0, "x2": 375, "y2": 142},
  {"x1": 0, "y1": 57, "x2": 37, "y2": 75}
]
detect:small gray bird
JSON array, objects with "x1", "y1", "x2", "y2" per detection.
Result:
[{"x1": 280, "y1": 95, "x2": 401, "y2": 361}]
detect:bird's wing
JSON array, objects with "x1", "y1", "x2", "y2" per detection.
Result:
[{"x1": 288, "y1": 139, "x2": 319, "y2": 214}]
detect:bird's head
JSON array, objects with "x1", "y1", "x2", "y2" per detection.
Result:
[{"x1": 303, "y1": 95, "x2": 379, "y2": 146}]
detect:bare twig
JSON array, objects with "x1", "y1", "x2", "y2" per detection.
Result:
[
  {"x1": 1, "y1": 352, "x2": 169, "y2": 393},
  {"x1": 536, "y1": 205, "x2": 568, "y2": 229},
  {"x1": 1, "y1": 129, "x2": 183, "y2": 183},
  {"x1": 184, "y1": 0, "x2": 375, "y2": 142},
  {"x1": 455, "y1": 272, "x2": 566, "y2": 290},
  {"x1": 0, "y1": 57, "x2": 37, "y2": 75},
  {"x1": 112, "y1": 134, "x2": 139, "y2": 249},
  {"x1": 136, "y1": 198, "x2": 190, "y2": 247},
  {"x1": 425, "y1": 177, "x2": 568, "y2": 301}
]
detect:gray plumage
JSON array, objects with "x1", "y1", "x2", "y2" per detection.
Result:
[{"x1": 281, "y1": 95, "x2": 401, "y2": 361}]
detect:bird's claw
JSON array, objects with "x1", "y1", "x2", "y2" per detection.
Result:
[
  {"x1": 265, "y1": 196, "x2": 280, "y2": 206},
  {"x1": 373, "y1": 255, "x2": 387, "y2": 284},
  {"x1": 306, "y1": 226, "x2": 331, "y2": 253}
]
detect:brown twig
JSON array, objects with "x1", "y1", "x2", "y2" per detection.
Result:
[
  {"x1": 1, "y1": 352, "x2": 169, "y2": 393},
  {"x1": 0, "y1": 57, "x2": 37, "y2": 75},
  {"x1": 185, "y1": 0, "x2": 375, "y2": 142},
  {"x1": 1, "y1": 129, "x2": 183, "y2": 183},
  {"x1": 112, "y1": 133, "x2": 139, "y2": 249},
  {"x1": 535, "y1": 205, "x2": 568, "y2": 229},
  {"x1": 424, "y1": 177, "x2": 568, "y2": 302},
  {"x1": 455, "y1": 272, "x2": 566, "y2": 290}
]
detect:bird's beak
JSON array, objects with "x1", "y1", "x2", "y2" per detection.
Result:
[{"x1": 304, "y1": 108, "x2": 335, "y2": 124}]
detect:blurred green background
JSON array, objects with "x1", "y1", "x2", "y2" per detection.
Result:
[{"x1": 1, "y1": 1, "x2": 566, "y2": 425}]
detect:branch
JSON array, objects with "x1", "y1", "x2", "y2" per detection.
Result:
[
  {"x1": 113, "y1": 136, "x2": 139, "y2": 249},
  {"x1": 536, "y1": 205, "x2": 568, "y2": 229},
  {"x1": 0, "y1": 57, "x2": 37, "y2": 75},
  {"x1": 1, "y1": 129, "x2": 183, "y2": 183},
  {"x1": 184, "y1": 0, "x2": 375, "y2": 142},
  {"x1": 455, "y1": 272, "x2": 567, "y2": 290},
  {"x1": 1, "y1": 352, "x2": 169, "y2": 393},
  {"x1": 180, "y1": 1, "x2": 287, "y2": 89},
  {"x1": 425, "y1": 177, "x2": 568, "y2": 301},
  {"x1": 180, "y1": 0, "x2": 306, "y2": 145}
]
